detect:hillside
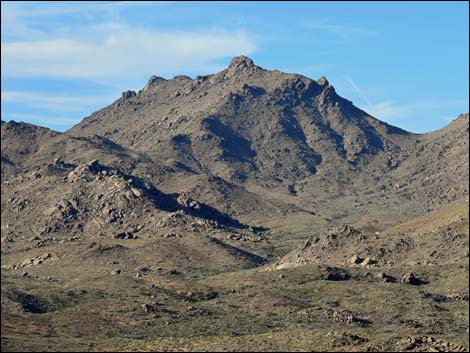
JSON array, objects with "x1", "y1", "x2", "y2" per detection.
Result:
[
  {"x1": 68, "y1": 57, "x2": 468, "y2": 228},
  {"x1": 1, "y1": 56, "x2": 468, "y2": 352}
]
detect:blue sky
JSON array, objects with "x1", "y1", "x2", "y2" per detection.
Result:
[{"x1": 1, "y1": 1, "x2": 468, "y2": 132}]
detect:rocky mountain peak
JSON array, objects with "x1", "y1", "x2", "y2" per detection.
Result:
[
  {"x1": 143, "y1": 75, "x2": 166, "y2": 92},
  {"x1": 229, "y1": 55, "x2": 255, "y2": 68},
  {"x1": 317, "y1": 76, "x2": 329, "y2": 87},
  {"x1": 226, "y1": 55, "x2": 260, "y2": 76}
]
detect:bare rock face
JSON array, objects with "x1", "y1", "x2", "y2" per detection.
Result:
[
  {"x1": 143, "y1": 75, "x2": 166, "y2": 92},
  {"x1": 317, "y1": 76, "x2": 329, "y2": 87},
  {"x1": 226, "y1": 55, "x2": 258, "y2": 74},
  {"x1": 121, "y1": 90, "x2": 136, "y2": 100}
]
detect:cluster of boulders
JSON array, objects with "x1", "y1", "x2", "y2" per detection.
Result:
[
  {"x1": 113, "y1": 231, "x2": 137, "y2": 240},
  {"x1": 350, "y1": 254, "x2": 374, "y2": 267},
  {"x1": 323, "y1": 308, "x2": 371, "y2": 327},
  {"x1": 302, "y1": 225, "x2": 368, "y2": 253},
  {"x1": 1, "y1": 252, "x2": 57, "y2": 270},
  {"x1": 225, "y1": 55, "x2": 258, "y2": 78},
  {"x1": 155, "y1": 211, "x2": 188, "y2": 228},
  {"x1": 186, "y1": 305, "x2": 210, "y2": 317},
  {"x1": 142, "y1": 75, "x2": 165, "y2": 92},
  {"x1": 66, "y1": 160, "x2": 149, "y2": 204},
  {"x1": 41, "y1": 159, "x2": 158, "y2": 238},
  {"x1": 176, "y1": 193, "x2": 201, "y2": 211},
  {"x1": 226, "y1": 234, "x2": 263, "y2": 242},
  {"x1": 392, "y1": 336, "x2": 468, "y2": 352},
  {"x1": 328, "y1": 331, "x2": 368, "y2": 347},
  {"x1": 46, "y1": 199, "x2": 78, "y2": 221},
  {"x1": 161, "y1": 232, "x2": 180, "y2": 238},
  {"x1": 155, "y1": 211, "x2": 221, "y2": 231},
  {"x1": 66, "y1": 159, "x2": 105, "y2": 183},
  {"x1": 271, "y1": 225, "x2": 372, "y2": 270},
  {"x1": 110, "y1": 266, "x2": 180, "y2": 277},
  {"x1": 120, "y1": 90, "x2": 136, "y2": 100}
]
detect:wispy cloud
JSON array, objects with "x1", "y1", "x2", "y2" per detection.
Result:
[
  {"x1": 360, "y1": 101, "x2": 411, "y2": 121},
  {"x1": 1, "y1": 2, "x2": 256, "y2": 81},
  {"x1": 2, "y1": 28, "x2": 255, "y2": 80},
  {"x1": 343, "y1": 75, "x2": 468, "y2": 125},
  {"x1": 343, "y1": 76, "x2": 375, "y2": 108},
  {"x1": 4, "y1": 112, "x2": 83, "y2": 131},
  {"x1": 1, "y1": 1, "x2": 256, "y2": 130},
  {"x1": 1, "y1": 91, "x2": 114, "y2": 112},
  {"x1": 1, "y1": 1, "x2": 172, "y2": 40},
  {"x1": 302, "y1": 20, "x2": 379, "y2": 39},
  {"x1": 343, "y1": 75, "x2": 409, "y2": 120}
]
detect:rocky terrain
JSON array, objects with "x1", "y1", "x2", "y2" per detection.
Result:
[{"x1": 1, "y1": 56, "x2": 468, "y2": 352}]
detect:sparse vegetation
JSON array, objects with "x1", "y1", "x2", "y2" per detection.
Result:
[{"x1": 1, "y1": 57, "x2": 468, "y2": 352}]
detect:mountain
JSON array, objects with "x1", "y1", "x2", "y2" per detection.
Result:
[
  {"x1": 68, "y1": 56, "x2": 468, "y2": 227},
  {"x1": 70, "y1": 56, "x2": 409, "y2": 181},
  {"x1": 1, "y1": 56, "x2": 468, "y2": 352},
  {"x1": 1, "y1": 120, "x2": 268, "y2": 274}
]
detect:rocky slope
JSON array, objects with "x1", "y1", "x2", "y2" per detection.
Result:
[
  {"x1": 269, "y1": 198, "x2": 469, "y2": 271},
  {"x1": 68, "y1": 57, "x2": 468, "y2": 227},
  {"x1": 1, "y1": 121, "x2": 269, "y2": 275},
  {"x1": 1, "y1": 56, "x2": 468, "y2": 352},
  {"x1": 70, "y1": 56, "x2": 409, "y2": 182}
]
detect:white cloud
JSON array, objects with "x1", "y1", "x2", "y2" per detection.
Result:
[
  {"x1": 302, "y1": 20, "x2": 379, "y2": 39},
  {"x1": 343, "y1": 75, "x2": 411, "y2": 121},
  {"x1": 1, "y1": 2, "x2": 256, "y2": 82},
  {"x1": 1, "y1": 1, "x2": 171, "y2": 37},
  {"x1": 359, "y1": 99, "x2": 469, "y2": 122},
  {"x1": 359, "y1": 101, "x2": 410, "y2": 121},
  {"x1": 5, "y1": 112, "x2": 81, "y2": 127},
  {"x1": 1, "y1": 28, "x2": 256, "y2": 80},
  {"x1": 342, "y1": 75, "x2": 466, "y2": 122},
  {"x1": 1, "y1": 2, "x2": 257, "y2": 131},
  {"x1": 1, "y1": 91, "x2": 114, "y2": 112}
]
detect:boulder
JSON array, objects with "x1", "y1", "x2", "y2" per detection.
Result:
[
  {"x1": 377, "y1": 272, "x2": 395, "y2": 283},
  {"x1": 350, "y1": 254, "x2": 363, "y2": 264},
  {"x1": 401, "y1": 272, "x2": 425, "y2": 285},
  {"x1": 114, "y1": 232, "x2": 135, "y2": 240},
  {"x1": 360, "y1": 256, "x2": 372, "y2": 267}
]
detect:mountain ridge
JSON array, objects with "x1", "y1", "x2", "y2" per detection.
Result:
[
  {"x1": 1, "y1": 56, "x2": 468, "y2": 353},
  {"x1": 63, "y1": 56, "x2": 468, "y2": 227}
]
